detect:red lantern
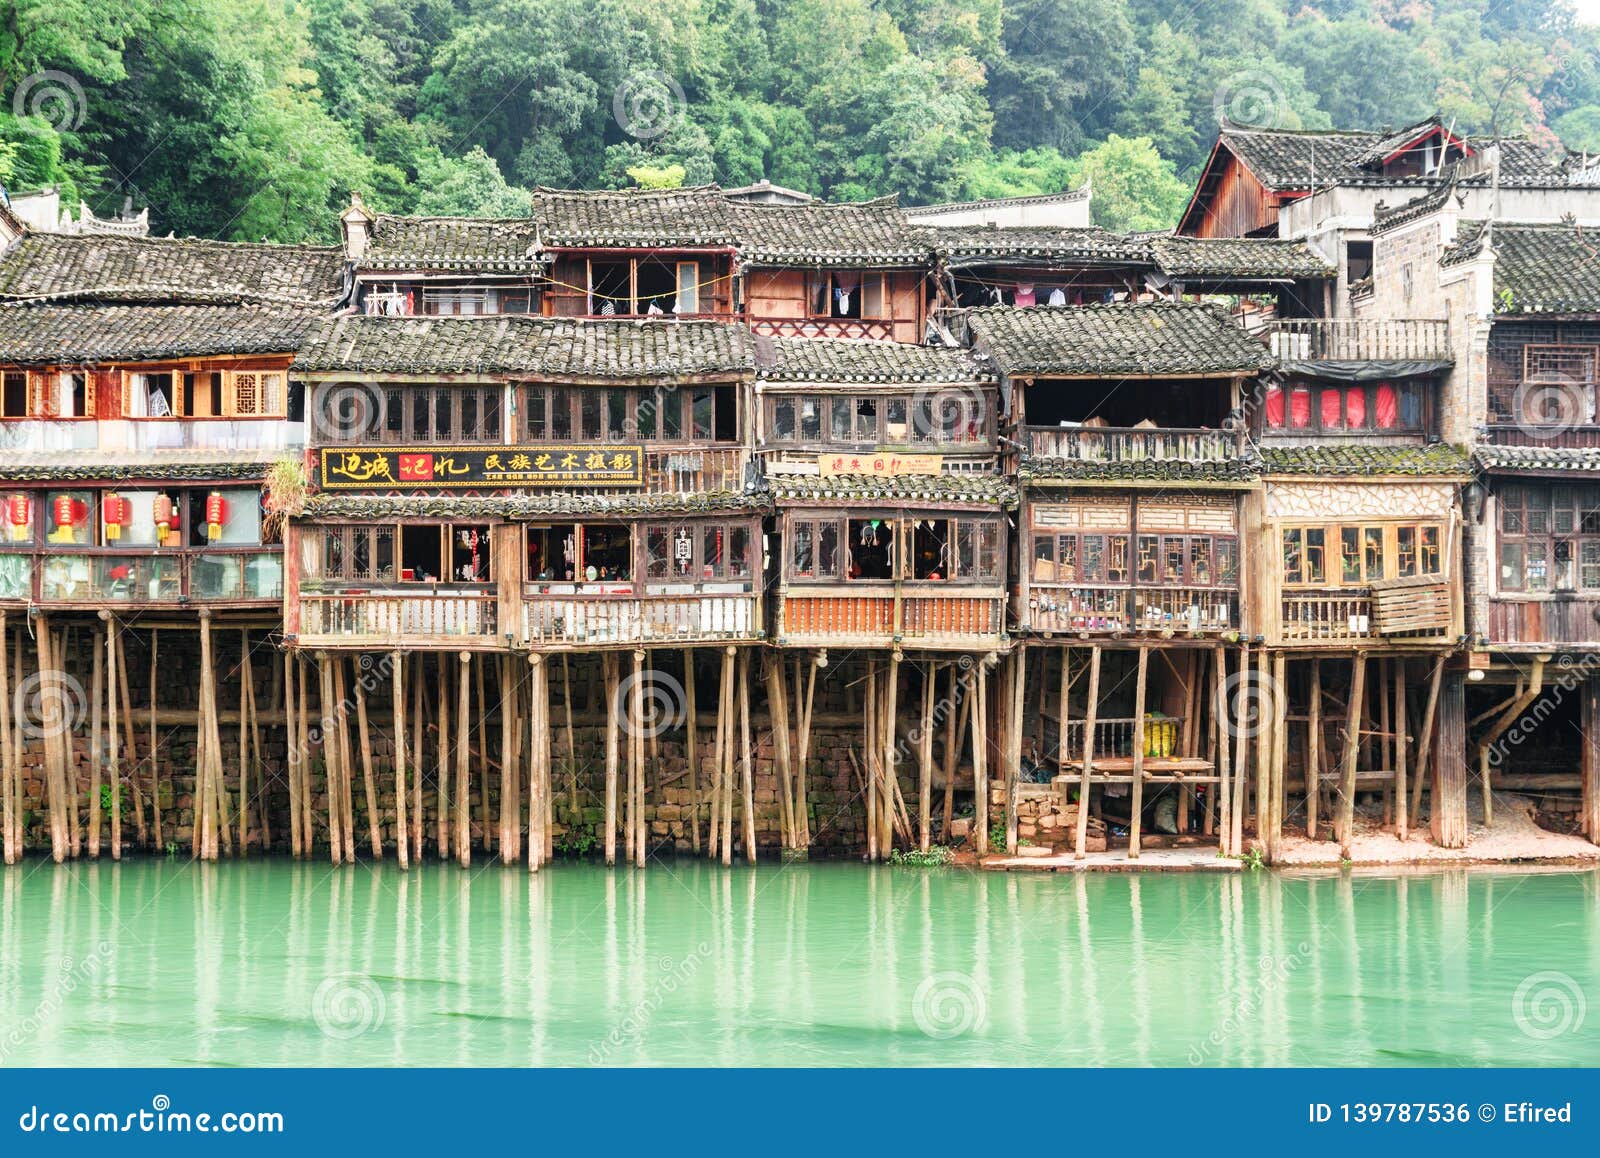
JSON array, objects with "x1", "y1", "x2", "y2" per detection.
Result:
[
  {"x1": 52, "y1": 494, "x2": 77, "y2": 530},
  {"x1": 153, "y1": 494, "x2": 175, "y2": 545},
  {"x1": 101, "y1": 493, "x2": 128, "y2": 542},
  {"x1": 205, "y1": 491, "x2": 227, "y2": 541},
  {"x1": 7, "y1": 495, "x2": 29, "y2": 542}
]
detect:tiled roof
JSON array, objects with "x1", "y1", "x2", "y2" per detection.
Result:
[
  {"x1": 0, "y1": 453, "x2": 275, "y2": 483},
  {"x1": 969, "y1": 302, "x2": 1276, "y2": 377},
  {"x1": 296, "y1": 315, "x2": 753, "y2": 380},
  {"x1": 905, "y1": 185, "x2": 1091, "y2": 217},
  {"x1": 1475, "y1": 445, "x2": 1600, "y2": 473},
  {"x1": 1443, "y1": 222, "x2": 1600, "y2": 314},
  {"x1": 753, "y1": 334, "x2": 994, "y2": 382},
  {"x1": 1258, "y1": 443, "x2": 1472, "y2": 476},
  {"x1": 928, "y1": 225, "x2": 1150, "y2": 265},
  {"x1": 0, "y1": 303, "x2": 314, "y2": 364},
  {"x1": 363, "y1": 215, "x2": 543, "y2": 272},
  {"x1": 1219, "y1": 123, "x2": 1568, "y2": 191},
  {"x1": 767, "y1": 472, "x2": 1016, "y2": 507},
  {"x1": 0, "y1": 233, "x2": 346, "y2": 306},
  {"x1": 1370, "y1": 180, "x2": 1461, "y2": 234},
  {"x1": 728, "y1": 200, "x2": 928, "y2": 266},
  {"x1": 1148, "y1": 235, "x2": 1333, "y2": 279},
  {"x1": 532, "y1": 186, "x2": 736, "y2": 248},
  {"x1": 305, "y1": 489, "x2": 767, "y2": 520},
  {"x1": 1018, "y1": 456, "x2": 1258, "y2": 485}
]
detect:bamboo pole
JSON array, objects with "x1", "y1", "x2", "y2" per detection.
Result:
[
  {"x1": 685, "y1": 649, "x2": 700, "y2": 854},
  {"x1": 354, "y1": 657, "x2": 381, "y2": 858},
  {"x1": 1337, "y1": 654, "x2": 1369, "y2": 858},
  {"x1": 1128, "y1": 647, "x2": 1150, "y2": 860},
  {"x1": 393, "y1": 651, "x2": 409, "y2": 869},
  {"x1": 456, "y1": 652, "x2": 472, "y2": 868},
  {"x1": 1408, "y1": 657, "x2": 1445, "y2": 831},
  {"x1": 1073, "y1": 644, "x2": 1102, "y2": 861},
  {"x1": 89, "y1": 628, "x2": 103, "y2": 858},
  {"x1": 738, "y1": 650, "x2": 756, "y2": 864}
]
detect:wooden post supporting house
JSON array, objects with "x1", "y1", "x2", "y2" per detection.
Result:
[
  {"x1": 1409, "y1": 657, "x2": 1445, "y2": 833},
  {"x1": 1128, "y1": 647, "x2": 1149, "y2": 859},
  {"x1": 1432, "y1": 673, "x2": 1469, "y2": 848},
  {"x1": 1336, "y1": 653, "x2": 1368, "y2": 858},
  {"x1": 1006, "y1": 649, "x2": 1026, "y2": 856},
  {"x1": 456, "y1": 651, "x2": 472, "y2": 868},
  {"x1": 738, "y1": 650, "x2": 756, "y2": 865},
  {"x1": 0, "y1": 613, "x2": 12, "y2": 865},
  {"x1": 1213, "y1": 647, "x2": 1232, "y2": 856},
  {"x1": 1306, "y1": 659, "x2": 1322, "y2": 841},
  {"x1": 1582, "y1": 676, "x2": 1600, "y2": 844},
  {"x1": 971, "y1": 660, "x2": 990, "y2": 857},
  {"x1": 1073, "y1": 646, "x2": 1103, "y2": 861},
  {"x1": 392, "y1": 651, "x2": 409, "y2": 870}
]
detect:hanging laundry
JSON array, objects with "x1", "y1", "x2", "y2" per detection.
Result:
[
  {"x1": 1047, "y1": 287, "x2": 1066, "y2": 307},
  {"x1": 1013, "y1": 283, "x2": 1036, "y2": 307}
]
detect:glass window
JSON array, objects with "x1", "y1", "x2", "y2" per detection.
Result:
[
  {"x1": 854, "y1": 398, "x2": 877, "y2": 441},
  {"x1": 818, "y1": 522, "x2": 838, "y2": 577},
  {"x1": 1363, "y1": 527, "x2": 1384, "y2": 580},
  {"x1": 1420, "y1": 526, "x2": 1441, "y2": 575},
  {"x1": 1397, "y1": 526, "x2": 1417, "y2": 578},
  {"x1": 773, "y1": 399, "x2": 795, "y2": 440},
  {"x1": 1282, "y1": 529, "x2": 1303, "y2": 585},
  {"x1": 1136, "y1": 534, "x2": 1158, "y2": 584},
  {"x1": 729, "y1": 526, "x2": 752, "y2": 579},
  {"x1": 792, "y1": 522, "x2": 814, "y2": 578},
  {"x1": 646, "y1": 526, "x2": 668, "y2": 579},
  {"x1": 1339, "y1": 528, "x2": 1361, "y2": 583},
  {"x1": 799, "y1": 397, "x2": 822, "y2": 440},
  {"x1": 831, "y1": 397, "x2": 852, "y2": 440}
]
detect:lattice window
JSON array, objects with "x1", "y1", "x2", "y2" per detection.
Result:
[{"x1": 1524, "y1": 344, "x2": 1599, "y2": 384}]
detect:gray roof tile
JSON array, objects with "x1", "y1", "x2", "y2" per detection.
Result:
[{"x1": 969, "y1": 301, "x2": 1276, "y2": 377}]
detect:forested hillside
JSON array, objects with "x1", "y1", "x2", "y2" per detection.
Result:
[{"x1": 2, "y1": 0, "x2": 1597, "y2": 240}]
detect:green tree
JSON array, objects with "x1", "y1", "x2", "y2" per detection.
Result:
[
  {"x1": 987, "y1": 0, "x2": 1134, "y2": 153},
  {"x1": 1070, "y1": 134, "x2": 1189, "y2": 232},
  {"x1": 413, "y1": 146, "x2": 533, "y2": 216}
]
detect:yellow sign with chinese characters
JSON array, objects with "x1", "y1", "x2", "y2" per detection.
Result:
[
  {"x1": 318, "y1": 445, "x2": 645, "y2": 490},
  {"x1": 816, "y1": 452, "x2": 942, "y2": 478}
]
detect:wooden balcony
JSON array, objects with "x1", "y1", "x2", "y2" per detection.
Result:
[
  {"x1": 642, "y1": 447, "x2": 748, "y2": 493},
  {"x1": 1056, "y1": 716, "x2": 1216, "y2": 782},
  {"x1": 0, "y1": 419, "x2": 303, "y2": 455},
  {"x1": 1024, "y1": 425, "x2": 1241, "y2": 464},
  {"x1": 1487, "y1": 596, "x2": 1600, "y2": 649},
  {"x1": 520, "y1": 591, "x2": 761, "y2": 648},
  {"x1": 297, "y1": 590, "x2": 499, "y2": 647},
  {"x1": 1026, "y1": 584, "x2": 1239, "y2": 636},
  {"x1": 1261, "y1": 318, "x2": 1452, "y2": 364},
  {"x1": 777, "y1": 585, "x2": 1006, "y2": 648},
  {"x1": 1276, "y1": 586, "x2": 1454, "y2": 647}
]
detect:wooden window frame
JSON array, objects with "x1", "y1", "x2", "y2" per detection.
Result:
[
  {"x1": 1497, "y1": 483, "x2": 1600, "y2": 593},
  {"x1": 1280, "y1": 520, "x2": 1445, "y2": 589},
  {"x1": 786, "y1": 512, "x2": 1002, "y2": 585},
  {"x1": 765, "y1": 391, "x2": 990, "y2": 447},
  {"x1": 642, "y1": 520, "x2": 756, "y2": 583},
  {"x1": 806, "y1": 271, "x2": 892, "y2": 321},
  {"x1": 1264, "y1": 380, "x2": 1425, "y2": 434}
]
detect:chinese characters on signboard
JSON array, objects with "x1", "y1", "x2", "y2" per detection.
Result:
[
  {"x1": 816, "y1": 452, "x2": 942, "y2": 478},
  {"x1": 318, "y1": 445, "x2": 646, "y2": 490}
]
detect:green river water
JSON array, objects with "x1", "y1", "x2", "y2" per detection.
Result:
[{"x1": 0, "y1": 861, "x2": 1596, "y2": 1066}]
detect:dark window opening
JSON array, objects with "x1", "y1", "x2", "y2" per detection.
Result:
[
  {"x1": 527, "y1": 524, "x2": 577, "y2": 582},
  {"x1": 848, "y1": 518, "x2": 895, "y2": 580}
]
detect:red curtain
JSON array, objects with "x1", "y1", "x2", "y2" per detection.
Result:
[
  {"x1": 1344, "y1": 387, "x2": 1366, "y2": 428},
  {"x1": 1265, "y1": 384, "x2": 1284, "y2": 428},
  {"x1": 1375, "y1": 382, "x2": 1398, "y2": 428},
  {"x1": 1320, "y1": 388, "x2": 1343, "y2": 429},
  {"x1": 1290, "y1": 388, "x2": 1311, "y2": 428}
]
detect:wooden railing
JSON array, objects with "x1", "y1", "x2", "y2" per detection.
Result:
[
  {"x1": 299, "y1": 591, "x2": 498, "y2": 641},
  {"x1": 747, "y1": 316, "x2": 897, "y2": 341},
  {"x1": 642, "y1": 447, "x2": 748, "y2": 493},
  {"x1": 1028, "y1": 584, "x2": 1238, "y2": 635},
  {"x1": 1261, "y1": 318, "x2": 1452, "y2": 363},
  {"x1": 1061, "y1": 717, "x2": 1188, "y2": 764},
  {"x1": 1025, "y1": 425, "x2": 1239, "y2": 463},
  {"x1": 779, "y1": 586, "x2": 1005, "y2": 644},
  {"x1": 0, "y1": 420, "x2": 303, "y2": 454},
  {"x1": 1279, "y1": 587, "x2": 1454, "y2": 645},
  {"x1": 1487, "y1": 596, "x2": 1600, "y2": 647},
  {"x1": 521, "y1": 591, "x2": 760, "y2": 646}
]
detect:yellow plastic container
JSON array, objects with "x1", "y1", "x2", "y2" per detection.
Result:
[{"x1": 1143, "y1": 716, "x2": 1176, "y2": 758}]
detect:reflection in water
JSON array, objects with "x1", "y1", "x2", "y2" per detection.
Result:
[{"x1": 0, "y1": 861, "x2": 1596, "y2": 1066}]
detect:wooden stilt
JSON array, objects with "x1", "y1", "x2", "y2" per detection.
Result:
[
  {"x1": 797, "y1": 653, "x2": 818, "y2": 849},
  {"x1": 354, "y1": 657, "x2": 381, "y2": 859},
  {"x1": 333, "y1": 657, "x2": 354, "y2": 859},
  {"x1": 245, "y1": 634, "x2": 264, "y2": 851},
  {"x1": 409, "y1": 656, "x2": 423, "y2": 862},
  {"x1": 456, "y1": 651, "x2": 471, "y2": 868},
  {"x1": 1306, "y1": 659, "x2": 1322, "y2": 840},
  {"x1": 764, "y1": 655, "x2": 795, "y2": 850},
  {"x1": 1213, "y1": 647, "x2": 1231, "y2": 856},
  {"x1": 707, "y1": 651, "x2": 724, "y2": 862},
  {"x1": 864, "y1": 660, "x2": 879, "y2": 861},
  {"x1": 1254, "y1": 647, "x2": 1271, "y2": 847},
  {"x1": 1432, "y1": 673, "x2": 1468, "y2": 848},
  {"x1": 918, "y1": 661, "x2": 935, "y2": 852},
  {"x1": 1409, "y1": 657, "x2": 1445, "y2": 831},
  {"x1": 972, "y1": 660, "x2": 991, "y2": 857},
  {"x1": 148, "y1": 630, "x2": 162, "y2": 853},
  {"x1": 92, "y1": 619, "x2": 113, "y2": 863},
  {"x1": 1581, "y1": 676, "x2": 1600, "y2": 844},
  {"x1": 237, "y1": 630, "x2": 251, "y2": 853},
  {"x1": 624, "y1": 651, "x2": 641, "y2": 866},
  {"x1": 298, "y1": 656, "x2": 314, "y2": 855},
  {"x1": 1394, "y1": 659, "x2": 1409, "y2": 841},
  {"x1": 89, "y1": 628, "x2": 103, "y2": 859},
  {"x1": 561, "y1": 654, "x2": 577, "y2": 813},
  {"x1": 286, "y1": 651, "x2": 302, "y2": 857},
  {"x1": 475, "y1": 652, "x2": 490, "y2": 855},
  {"x1": 498, "y1": 657, "x2": 517, "y2": 864},
  {"x1": 33, "y1": 624, "x2": 63, "y2": 862},
  {"x1": 1378, "y1": 659, "x2": 1393, "y2": 827},
  {"x1": 0, "y1": 615, "x2": 12, "y2": 864},
  {"x1": 716, "y1": 646, "x2": 732, "y2": 863},
  {"x1": 1337, "y1": 653, "x2": 1369, "y2": 858},
  {"x1": 392, "y1": 651, "x2": 409, "y2": 870},
  {"x1": 315, "y1": 654, "x2": 339, "y2": 864},
  {"x1": 528, "y1": 653, "x2": 547, "y2": 873},
  {"x1": 436, "y1": 653, "x2": 451, "y2": 861},
  {"x1": 63, "y1": 632, "x2": 81, "y2": 858},
  {"x1": 738, "y1": 650, "x2": 755, "y2": 865},
  {"x1": 108, "y1": 629, "x2": 141, "y2": 850},
  {"x1": 1128, "y1": 647, "x2": 1150, "y2": 860},
  {"x1": 1269, "y1": 652, "x2": 1287, "y2": 863},
  {"x1": 684, "y1": 649, "x2": 699, "y2": 854},
  {"x1": 604, "y1": 653, "x2": 620, "y2": 866},
  {"x1": 881, "y1": 653, "x2": 901, "y2": 857}
]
